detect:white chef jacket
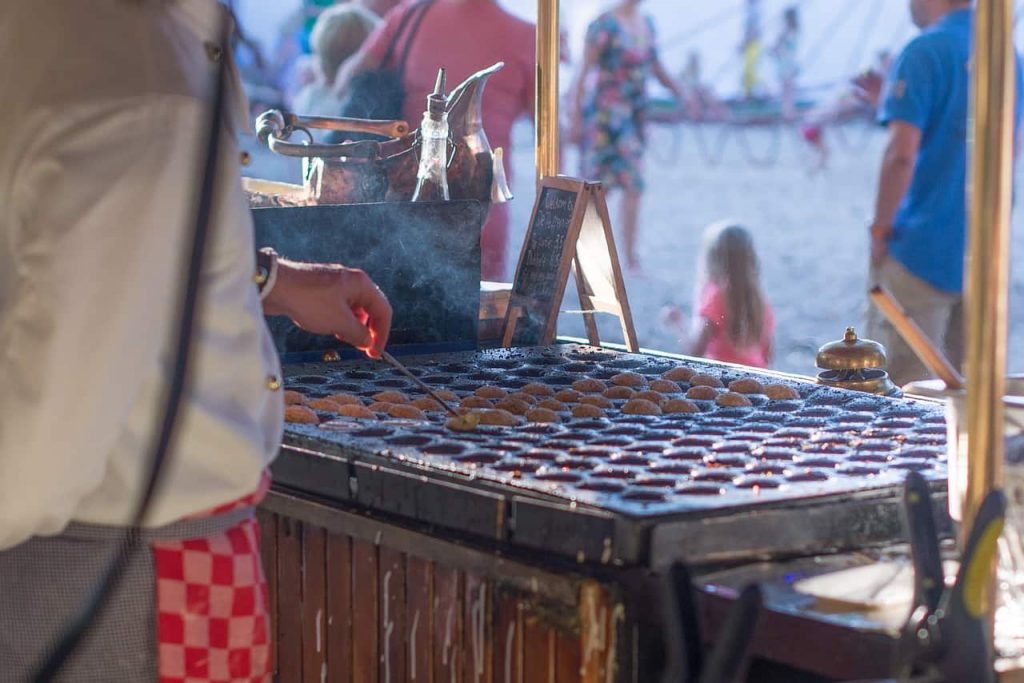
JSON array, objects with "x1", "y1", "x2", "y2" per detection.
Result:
[{"x1": 0, "y1": 0, "x2": 283, "y2": 550}]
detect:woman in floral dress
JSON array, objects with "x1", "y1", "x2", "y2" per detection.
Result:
[{"x1": 570, "y1": 0, "x2": 685, "y2": 273}]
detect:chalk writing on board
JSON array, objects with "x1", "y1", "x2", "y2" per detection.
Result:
[{"x1": 510, "y1": 185, "x2": 578, "y2": 345}]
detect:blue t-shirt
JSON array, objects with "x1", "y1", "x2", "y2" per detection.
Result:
[{"x1": 879, "y1": 8, "x2": 1023, "y2": 293}]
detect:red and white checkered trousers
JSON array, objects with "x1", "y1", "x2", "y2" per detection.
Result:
[{"x1": 153, "y1": 473, "x2": 272, "y2": 683}]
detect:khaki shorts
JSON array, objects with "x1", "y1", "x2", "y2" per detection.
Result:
[{"x1": 865, "y1": 257, "x2": 964, "y2": 388}]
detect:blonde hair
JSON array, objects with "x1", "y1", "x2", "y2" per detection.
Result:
[
  {"x1": 698, "y1": 222, "x2": 766, "y2": 348},
  {"x1": 310, "y1": 5, "x2": 380, "y2": 82}
]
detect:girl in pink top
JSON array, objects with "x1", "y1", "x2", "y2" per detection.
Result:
[{"x1": 689, "y1": 222, "x2": 775, "y2": 368}]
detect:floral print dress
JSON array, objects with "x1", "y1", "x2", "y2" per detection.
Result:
[{"x1": 581, "y1": 12, "x2": 658, "y2": 192}]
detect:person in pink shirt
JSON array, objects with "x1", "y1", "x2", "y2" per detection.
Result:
[
  {"x1": 335, "y1": 0, "x2": 535, "y2": 281},
  {"x1": 689, "y1": 222, "x2": 775, "y2": 368}
]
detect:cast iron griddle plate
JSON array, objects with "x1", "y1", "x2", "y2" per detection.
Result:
[{"x1": 277, "y1": 345, "x2": 947, "y2": 564}]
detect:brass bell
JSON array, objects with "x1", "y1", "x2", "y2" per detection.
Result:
[{"x1": 816, "y1": 327, "x2": 900, "y2": 397}]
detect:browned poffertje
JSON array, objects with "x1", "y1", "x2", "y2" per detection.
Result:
[
  {"x1": 622, "y1": 398, "x2": 662, "y2": 415},
  {"x1": 495, "y1": 397, "x2": 531, "y2": 415},
  {"x1": 685, "y1": 385, "x2": 720, "y2": 401},
  {"x1": 633, "y1": 390, "x2": 665, "y2": 404},
  {"x1": 521, "y1": 382, "x2": 556, "y2": 397},
  {"x1": 689, "y1": 373, "x2": 725, "y2": 388},
  {"x1": 649, "y1": 379, "x2": 683, "y2": 394},
  {"x1": 389, "y1": 404, "x2": 427, "y2": 420},
  {"x1": 764, "y1": 383, "x2": 800, "y2": 400},
  {"x1": 446, "y1": 411, "x2": 482, "y2": 432},
  {"x1": 283, "y1": 390, "x2": 306, "y2": 405},
  {"x1": 339, "y1": 404, "x2": 376, "y2": 419},
  {"x1": 555, "y1": 388, "x2": 583, "y2": 403},
  {"x1": 662, "y1": 398, "x2": 700, "y2": 414},
  {"x1": 526, "y1": 407, "x2": 560, "y2": 423},
  {"x1": 571, "y1": 403, "x2": 606, "y2": 418},
  {"x1": 579, "y1": 395, "x2": 613, "y2": 409},
  {"x1": 662, "y1": 366, "x2": 696, "y2": 382},
  {"x1": 308, "y1": 397, "x2": 345, "y2": 413},
  {"x1": 603, "y1": 386, "x2": 636, "y2": 400},
  {"x1": 728, "y1": 378, "x2": 765, "y2": 395},
  {"x1": 474, "y1": 385, "x2": 508, "y2": 400},
  {"x1": 572, "y1": 378, "x2": 606, "y2": 393},
  {"x1": 284, "y1": 404, "x2": 319, "y2": 424},
  {"x1": 716, "y1": 391, "x2": 753, "y2": 407},
  {"x1": 610, "y1": 372, "x2": 646, "y2": 387}
]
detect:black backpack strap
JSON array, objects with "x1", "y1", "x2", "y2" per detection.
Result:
[
  {"x1": 394, "y1": 0, "x2": 434, "y2": 77},
  {"x1": 380, "y1": 0, "x2": 433, "y2": 71}
]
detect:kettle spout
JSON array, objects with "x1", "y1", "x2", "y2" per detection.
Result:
[{"x1": 446, "y1": 62, "x2": 504, "y2": 156}]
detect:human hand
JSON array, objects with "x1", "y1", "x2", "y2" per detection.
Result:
[
  {"x1": 852, "y1": 69, "x2": 883, "y2": 108},
  {"x1": 263, "y1": 260, "x2": 392, "y2": 358},
  {"x1": 869, "y1": 223, "x2": 892, "y2": 265}
]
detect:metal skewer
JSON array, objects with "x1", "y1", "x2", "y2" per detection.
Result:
[{"x1": 380, "y1": 351, "x2": 461, "y2": 418}]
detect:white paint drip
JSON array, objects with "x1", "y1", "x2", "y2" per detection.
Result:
[
  {"x1": 470, "y1": 583, "x2": 487, "y2": 681},
  {"x1": 316, "y1": 609, "x2": 323, "y2": 654},
  {"x1": 320, "y1": 662, "x2": 327, "y2": 683},
  {"x1": 605, "y1": 604, "x2": 626, "y2": 683},
  {"x1": 442, "y1": 605, "x2": 455, "y2": 666},
  {"x1": 582, "y1": 597, "x2": 607, "y2": 665},
  {"x1": 382, "y1": 570, "x2": 394, "y2": 683},
  {"x1": 410, "y1": 610, "x2": 421, "y2": 680},
  {"x1": 504, "y1": 621, "x2": 516, "y2": 683}
]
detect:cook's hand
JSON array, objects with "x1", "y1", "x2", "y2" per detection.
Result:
[
  {"x1": 264, "y1": 260, "x2": 392, "y2": 359},
  {"x1": 869, "y1": 223, "x2": 892, "y2": 265}
]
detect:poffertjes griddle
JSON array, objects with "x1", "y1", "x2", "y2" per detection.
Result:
[{"x1": 275, "y1": 344, "x2": 948, "y2": 567}]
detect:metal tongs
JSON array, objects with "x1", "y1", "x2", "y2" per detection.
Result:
[
  {"x1": 849, "y1": 472, "x2": 1007, "y2": 683},
  {"x1": 254, "y1": 109, "x2": 409, "y2": 160},
  {"x1": 892, "y1": 472, "x2": 1005, "y2": 683},
  {"x1": 664, "y1": 563, "x2": 763, "y2": 683},
  {"x1": 378, "y1": 350, "x2": 460, "y2": 418}
]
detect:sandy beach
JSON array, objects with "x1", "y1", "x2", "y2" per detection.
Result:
[
  {"x1": 244, "y1": 116, "x2": 1024, "y2": 378},
  {"x1": 503, "y1": 119, "x2": 1024, "y2": 376}
]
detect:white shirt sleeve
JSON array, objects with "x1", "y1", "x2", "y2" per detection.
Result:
[{"x1": 0, "y1": 98, "x2": 208, "y2": 549}]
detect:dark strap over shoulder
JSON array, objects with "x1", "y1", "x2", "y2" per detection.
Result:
[{"x1": 380, "y1": 0, "x2": 434, "y2": 75}]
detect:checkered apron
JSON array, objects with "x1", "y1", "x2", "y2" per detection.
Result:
[
  {"x1": 153, "y1": 472, "x2": 272, "y2": 683},
  {"x1": 0, "y1": 473, "x2": 272, "y2": 682}
]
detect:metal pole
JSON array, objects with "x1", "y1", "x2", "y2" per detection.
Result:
[
  {"x1": 964, "y1": 0, "x2": 1014, "y2": 608},
  {"x1": 536, "y1": 0, "x2": 559, "y2": 179}
]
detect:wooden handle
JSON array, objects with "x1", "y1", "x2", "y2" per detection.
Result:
[{"x1": 868, "y1": 285, "x2": 965, "y2": 390}]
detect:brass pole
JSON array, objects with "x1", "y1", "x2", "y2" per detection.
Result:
[
  {"x1": 964, "y1": 0, "x2": 1013, "y2": 557},
  {"x1": 536, "y1": 0, "x2": 560, "y2": 179}
]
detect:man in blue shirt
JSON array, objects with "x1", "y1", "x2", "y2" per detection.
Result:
[{"x1": 866, "y1": 0, "x2": 1021, "y2": 386}]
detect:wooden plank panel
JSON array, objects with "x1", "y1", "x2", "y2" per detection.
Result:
[
  {"x1": 256, "y1": 509, "x2": 279, "y2": 676},
  {"x1": 493, "y1": 593, "x2": 520, "y2": 683},
  {"x1": 302, "y1": 526, "x2": 328, "y2": 683},
  {"x1": 352, "y1": 538, "x2": 380, "y2": 683},
  {"x1": 325, "y1": 532, "x2": 353, "y2": 683},
  {"x1": 578, "y1": 583, "x2": 609, "y2": 683},
  {"x1": 434, "y1": 566, "x2": 464, "y2": 683},
  {"x1": 406, "y1": 557, "x2": 434, "y2": 683},
  {"x1": 379, "y1": 547, "x2": 407, "y2": 683},
  {"x1": 276, "y1": 517, "x2": 305, "y2": 681},
  {"x1": 554, "y1": 627, "x2": 581, "y2": 683},
  {"x1": 463, "y1": 574, "x2": 492, "y2": 683},
  {"x1": 522, "y1": 612, "x2": 554, "y2": 683}
]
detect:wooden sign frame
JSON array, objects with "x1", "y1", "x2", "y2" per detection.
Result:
[{"x1": 501, "y1": 176, "x2": 638, "y2": 351}]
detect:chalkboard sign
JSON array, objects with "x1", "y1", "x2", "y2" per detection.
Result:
[
  {"x1": 502, "y1": 176, "x2": 638, "y2": 350},
  {"x1": 506, "y1": 183, "x2": 580, "y2": 345}
]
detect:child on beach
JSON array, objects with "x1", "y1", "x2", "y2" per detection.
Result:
[{"x1": 687, "y1": 222, "x2": 775, "y2": 368}]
